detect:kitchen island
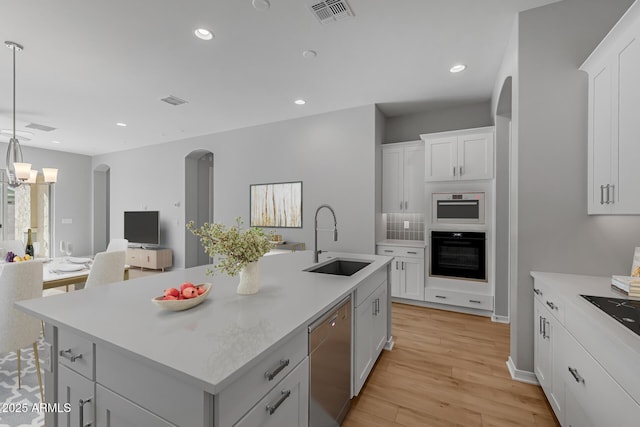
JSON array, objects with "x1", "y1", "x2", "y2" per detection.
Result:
[{"x1": 16, "y1": 251, "x2": 393, "y2": 427}]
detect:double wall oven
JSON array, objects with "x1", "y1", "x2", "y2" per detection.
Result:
[{"x1": 430, "y1": 192, "x2": 487, "y2": 282}]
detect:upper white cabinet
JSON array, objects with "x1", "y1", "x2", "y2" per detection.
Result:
[
  {"x1": 382, "y1": 141, "x2": 425, "y2": 213},
  {"x1": 421, "y1": 127, "x2": 494, "y2": 182},
  {"x1": 582, "y1": 3, "x2": 640, "y2": 214}
]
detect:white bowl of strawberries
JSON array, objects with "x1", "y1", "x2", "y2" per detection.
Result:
[{"x1": 152, "y1": 282, "x2": 212, "y2": 311}]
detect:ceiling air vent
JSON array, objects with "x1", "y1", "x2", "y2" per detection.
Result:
[
  {"x1": 305, "y1": 0, "x2": 354, "y2": 25},
  {"x1": 26, "y1": 122, "x2": 56, "y2": 132},
  {"x1": 160, "y1": 95, "x2": 188, "y2": 106}
]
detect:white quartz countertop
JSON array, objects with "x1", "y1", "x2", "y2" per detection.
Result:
[
  {"x1": 376, "y1": 239, "x2": 426, "y2": 248},
  {"x1": 17, "y1": 251, "x2": 391, "y2": 394}
]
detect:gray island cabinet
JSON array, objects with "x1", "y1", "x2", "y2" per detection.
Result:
[{"x1": 16, "y1": 251, "x2": 392, "y2": 427}]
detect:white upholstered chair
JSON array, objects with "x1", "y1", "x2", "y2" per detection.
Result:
[
  {"x1": 106, "y1": 238, "x2": 128, "y2": 252},
  {"x1": 0, "y1": 239, "x2": 26, "y2": 258},
  {"x1": 0, "y1": 260, "x2": 44, "y2": 402},
  {"x1": 84, "y1": 250, "x2": 126, "y2": 289}
]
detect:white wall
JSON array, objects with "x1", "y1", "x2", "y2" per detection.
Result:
[
  {"x1": 507, "y1": 0, "x2": 636, "y2": 374},
  {"x1": 384, "y1": 102, "x2": 493, "y2": 143},
  {"x1": 0, "y1": 143, "x2": 93, "y2": 257},
  {"x1": 92, "y1": 105, "x2": 378, "y2": 268}
]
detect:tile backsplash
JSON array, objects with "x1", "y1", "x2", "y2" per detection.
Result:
[{"x1": 385, "y1": 213, "x2": 424, "y2": 241}]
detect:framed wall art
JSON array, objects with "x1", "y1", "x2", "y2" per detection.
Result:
[{"x1": 250, "y1": 181, "x2": 302, "y2": 228}]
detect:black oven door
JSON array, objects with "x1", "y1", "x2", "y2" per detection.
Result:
[{"x1": 431, "y1": 231, "x2": 486, "y2": 281}]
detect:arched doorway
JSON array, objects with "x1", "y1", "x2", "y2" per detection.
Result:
[
  {"x1": 93, "y1": 164, "x2": 110, "y2": 253},
  {"x1": 494, "y1": 76, "x2": 512, "y2": 322},
  {"x1": 185, "y1": 150, "x2": 213, "y2": 268}
]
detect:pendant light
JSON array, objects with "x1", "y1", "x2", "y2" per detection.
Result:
[{"x1": 4, "y1": 41, "x2": 58, "y2": 187}]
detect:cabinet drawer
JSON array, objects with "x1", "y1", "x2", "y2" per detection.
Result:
[
  {"x1": 234, "y1": 358, "x2": 309, "y2": 427},
  {"x1": 58, "y1": 328, "x2": 94, "y2": 379},
  {"x1": 354, "y1": 267, "x2": 387, "y2": 307},
  {"x1": 376, "y1": 245, "x2": 424, "y2": 259},
  {"x1": 562, "y1": 331, "x2": 640, "y2": 426},
  {"x1": 532, "y1": 279, "x2": 565, "y2": 325},
  {"x1": 96, "y1": 384, "x2": 175, "y2": 427},
  {"x1": 96, "y1": 344, "x2": 205, "y2": 427},
  {"x1": 425, "y1": 288, "x2": 493, "y2": 310},
  {"x1": 218, "y1": 328, "x2": 307, "y2": 427}
]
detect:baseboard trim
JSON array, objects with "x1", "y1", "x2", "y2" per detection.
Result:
[
  {"x1": 491, "y1": 314, "x2": 510, "y2": 324},
  {"x1": 506, "y1": 356, "x2": 539, "y2": 385},
  {"x1": 384, "y1": 336, "x2": 395, "y2": 351}
]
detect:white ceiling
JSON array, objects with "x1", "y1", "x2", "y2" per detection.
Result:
[{"x1": 1, "y1": 0, "x2": 558, "y2": 156}]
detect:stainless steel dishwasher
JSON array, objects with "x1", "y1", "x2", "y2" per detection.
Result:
[{"x1": 309, "y1": 295, "x2": 352, "y2": 427}]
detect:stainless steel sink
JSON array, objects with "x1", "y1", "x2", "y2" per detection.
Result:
[{"x1": 305, "y1": 259, "x2": 371, "y2": 276}]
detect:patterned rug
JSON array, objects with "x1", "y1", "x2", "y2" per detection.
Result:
[{"x1": 0, "y1": 339, "x2": 45, "y2": 427}]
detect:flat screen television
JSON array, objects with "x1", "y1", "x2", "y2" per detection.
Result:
[{"x1": 124, "y1": 211, "x2": 160, "y2": 246}]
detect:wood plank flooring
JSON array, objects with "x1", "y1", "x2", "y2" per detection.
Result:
[{"x1": 342, "y1": 303, "x2": 559, "y2": 427}]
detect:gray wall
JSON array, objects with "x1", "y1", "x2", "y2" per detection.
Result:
[
  {"x1": 384, "y1": 102, "x2": 493, "y2": 143},
  {"x1": 0, "y1": 143, "x2": 93, "y2": 257},
  {"x1": 92, "y1": 105, "x2": 378, "y2": 268},
  {"x1": 512, "y1": 0, "x2": 636, "y2": 373}
]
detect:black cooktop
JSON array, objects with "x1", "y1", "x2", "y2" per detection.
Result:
[{"x1": 581, "y1": 295, "x2": 640, "y2": 337}]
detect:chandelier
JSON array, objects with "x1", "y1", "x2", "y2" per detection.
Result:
[{"x1": 5, "y1": 41, "x2": 57, "y2": 188}]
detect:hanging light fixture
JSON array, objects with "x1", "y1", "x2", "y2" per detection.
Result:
[{"x1": 4, "y1": 41, "x2": 57, "y2": 187}]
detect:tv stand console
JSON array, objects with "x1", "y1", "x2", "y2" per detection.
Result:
[{"x1": 126, "y1": 247, "x2": 172, "y2": 272}]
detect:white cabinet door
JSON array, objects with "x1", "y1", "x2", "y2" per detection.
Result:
[
  {"x1": 403, "y1": 144, "x2": 425, "y2": 213},
  {"x1": 399, "y1": 256, "x2": 424, "y2": 301},
  {"x1": 584, "y1": 12, "x2": 640, "y2": 214},
  {"x1": 354, "y1": 294, "x2": 374, "y2": 395},
  {"x1": 424, "y1": 136, "x2": 457, "y2": 181},
  {"x1": 382, "y1": 147, "x2": 403, "y2": 213},
  {"x1": 423, "y1": 127, "x2": 494, "y2": 182},
  {"x1": 372, "y1": 284, "x2": 388, "y2": 356},
  {"x1": 389, "y1": 258, "x2": 401, "y2": 297},
  {"x1": 614, "y1": 34, "x2": 640, "y2": 213},
  {"x1": 534, "y1": 298, "x2": 564, "y2": 422},
  {"x1": 534, "y1": 299, "x2": 552, "y2": 391},
  {"x1": 458, "y1": 132, "x2": 494, "y2": 180}
]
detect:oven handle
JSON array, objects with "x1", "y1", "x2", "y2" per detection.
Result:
[
  {"x1": 431, "y1": 236, "x2": 486, "y2": 241},
  {"x1": 437, "y1": 201, "x2": 478, "y2": 206}
]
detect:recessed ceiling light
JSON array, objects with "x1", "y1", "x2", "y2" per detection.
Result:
[
  {"x1": 194, "y1": 28, "x2": 214, "y2": 41},
  {"x1": 116, "y1": 122, "x2": 127, "y2": 127},
  {"x1": 449, "y1": 64, "x2": 467, "y2": 73},
  {"x1": 294, "y1": 99, "x2": 306, "y2": 105},
  {"x1": 51, "y1": 140, "x2": 61, "y2": 144},
  {"x1": 302, "y1": 50, "x2": 317, "y2": 59},
  {"x1": 252, "y1": 0, "x2": 270, "y2": 11}
]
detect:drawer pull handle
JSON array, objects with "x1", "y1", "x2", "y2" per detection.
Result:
[
  {"x1": 60, "y1": 349, "x2": 83, "y2": 363},
  {"x1": 265, "y1": 359, "x2": 290, "y2": 381},
  {"x1": 469, "y1": 300, "x2": 482, "y2": 304},
  {"x1": 79, "y1": 397, "x2": 92, "y2": 427},
  {"x1": 568, "y1": 367, "x2": 585, "y2": 384},
  {"x1": 546, "y1": 301, "x2": 557, "y2": 310},
  {"x1": 407, "y1": 251, "x2": 417, "y2": 254},
  {"x1": 435, "y1": 295, "x2": 447, "y2": 299},
  {"x1": 384, "y1": 250, "x2": 393, "y2": 253},
  {"x1": 266, "y1": 390, "x2": 291, "y2": 415},
  {"x1": 533, "y1": 288, "x2": 542, "y2": 296}
]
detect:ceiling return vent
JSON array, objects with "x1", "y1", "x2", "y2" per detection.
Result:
[
  {"x1": 160, "y1": 95, "x2": 188, "y2": 106},
  {"x1": 305, "y1": 0, "x2": 355, "y2": 25},
  {"x1": 26, "y1": 122, "x2": 56, "y2": 132}
]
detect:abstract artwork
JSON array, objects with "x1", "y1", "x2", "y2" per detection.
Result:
[{"x1": 250, "y1": 181, "x2": 302, "y2": 228}]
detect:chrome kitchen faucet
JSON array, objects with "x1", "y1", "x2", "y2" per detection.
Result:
[{"x1": 314, "y1": 204, "x2": 338, "y2": 263}]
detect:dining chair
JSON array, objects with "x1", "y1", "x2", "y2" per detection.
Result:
[
  {"x1": 106, "y1": 238, "x2": 128, "y2": 252},
  {"x1": 0, "y1": 260, "x2": 45, "y2": 403},
  {"x1": 0, "y1": 239, "x2": 26, "y2": 258},
  {"x1": 84, "y1": 250, "x2": 126, "y2": 288}
]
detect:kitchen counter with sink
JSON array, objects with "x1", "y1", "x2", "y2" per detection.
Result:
[{"x1": 17, "y1": 250, "x2": 392, "y2": 427}]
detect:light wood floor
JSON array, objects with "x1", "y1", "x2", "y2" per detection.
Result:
[{"x1": 342, "y1": 302, "x2": 559, "y2": 427}]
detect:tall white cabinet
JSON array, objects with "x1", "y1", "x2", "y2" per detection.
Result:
[
  {"x1": 582, "y1": 2, "x2": 640, "y2": 214},
  {"x1": 421, "y1": 127, "x2": 494, "y2": 182},
  {"x1": 381, "y1": 141, "x2": 425, "y2": 213}
]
